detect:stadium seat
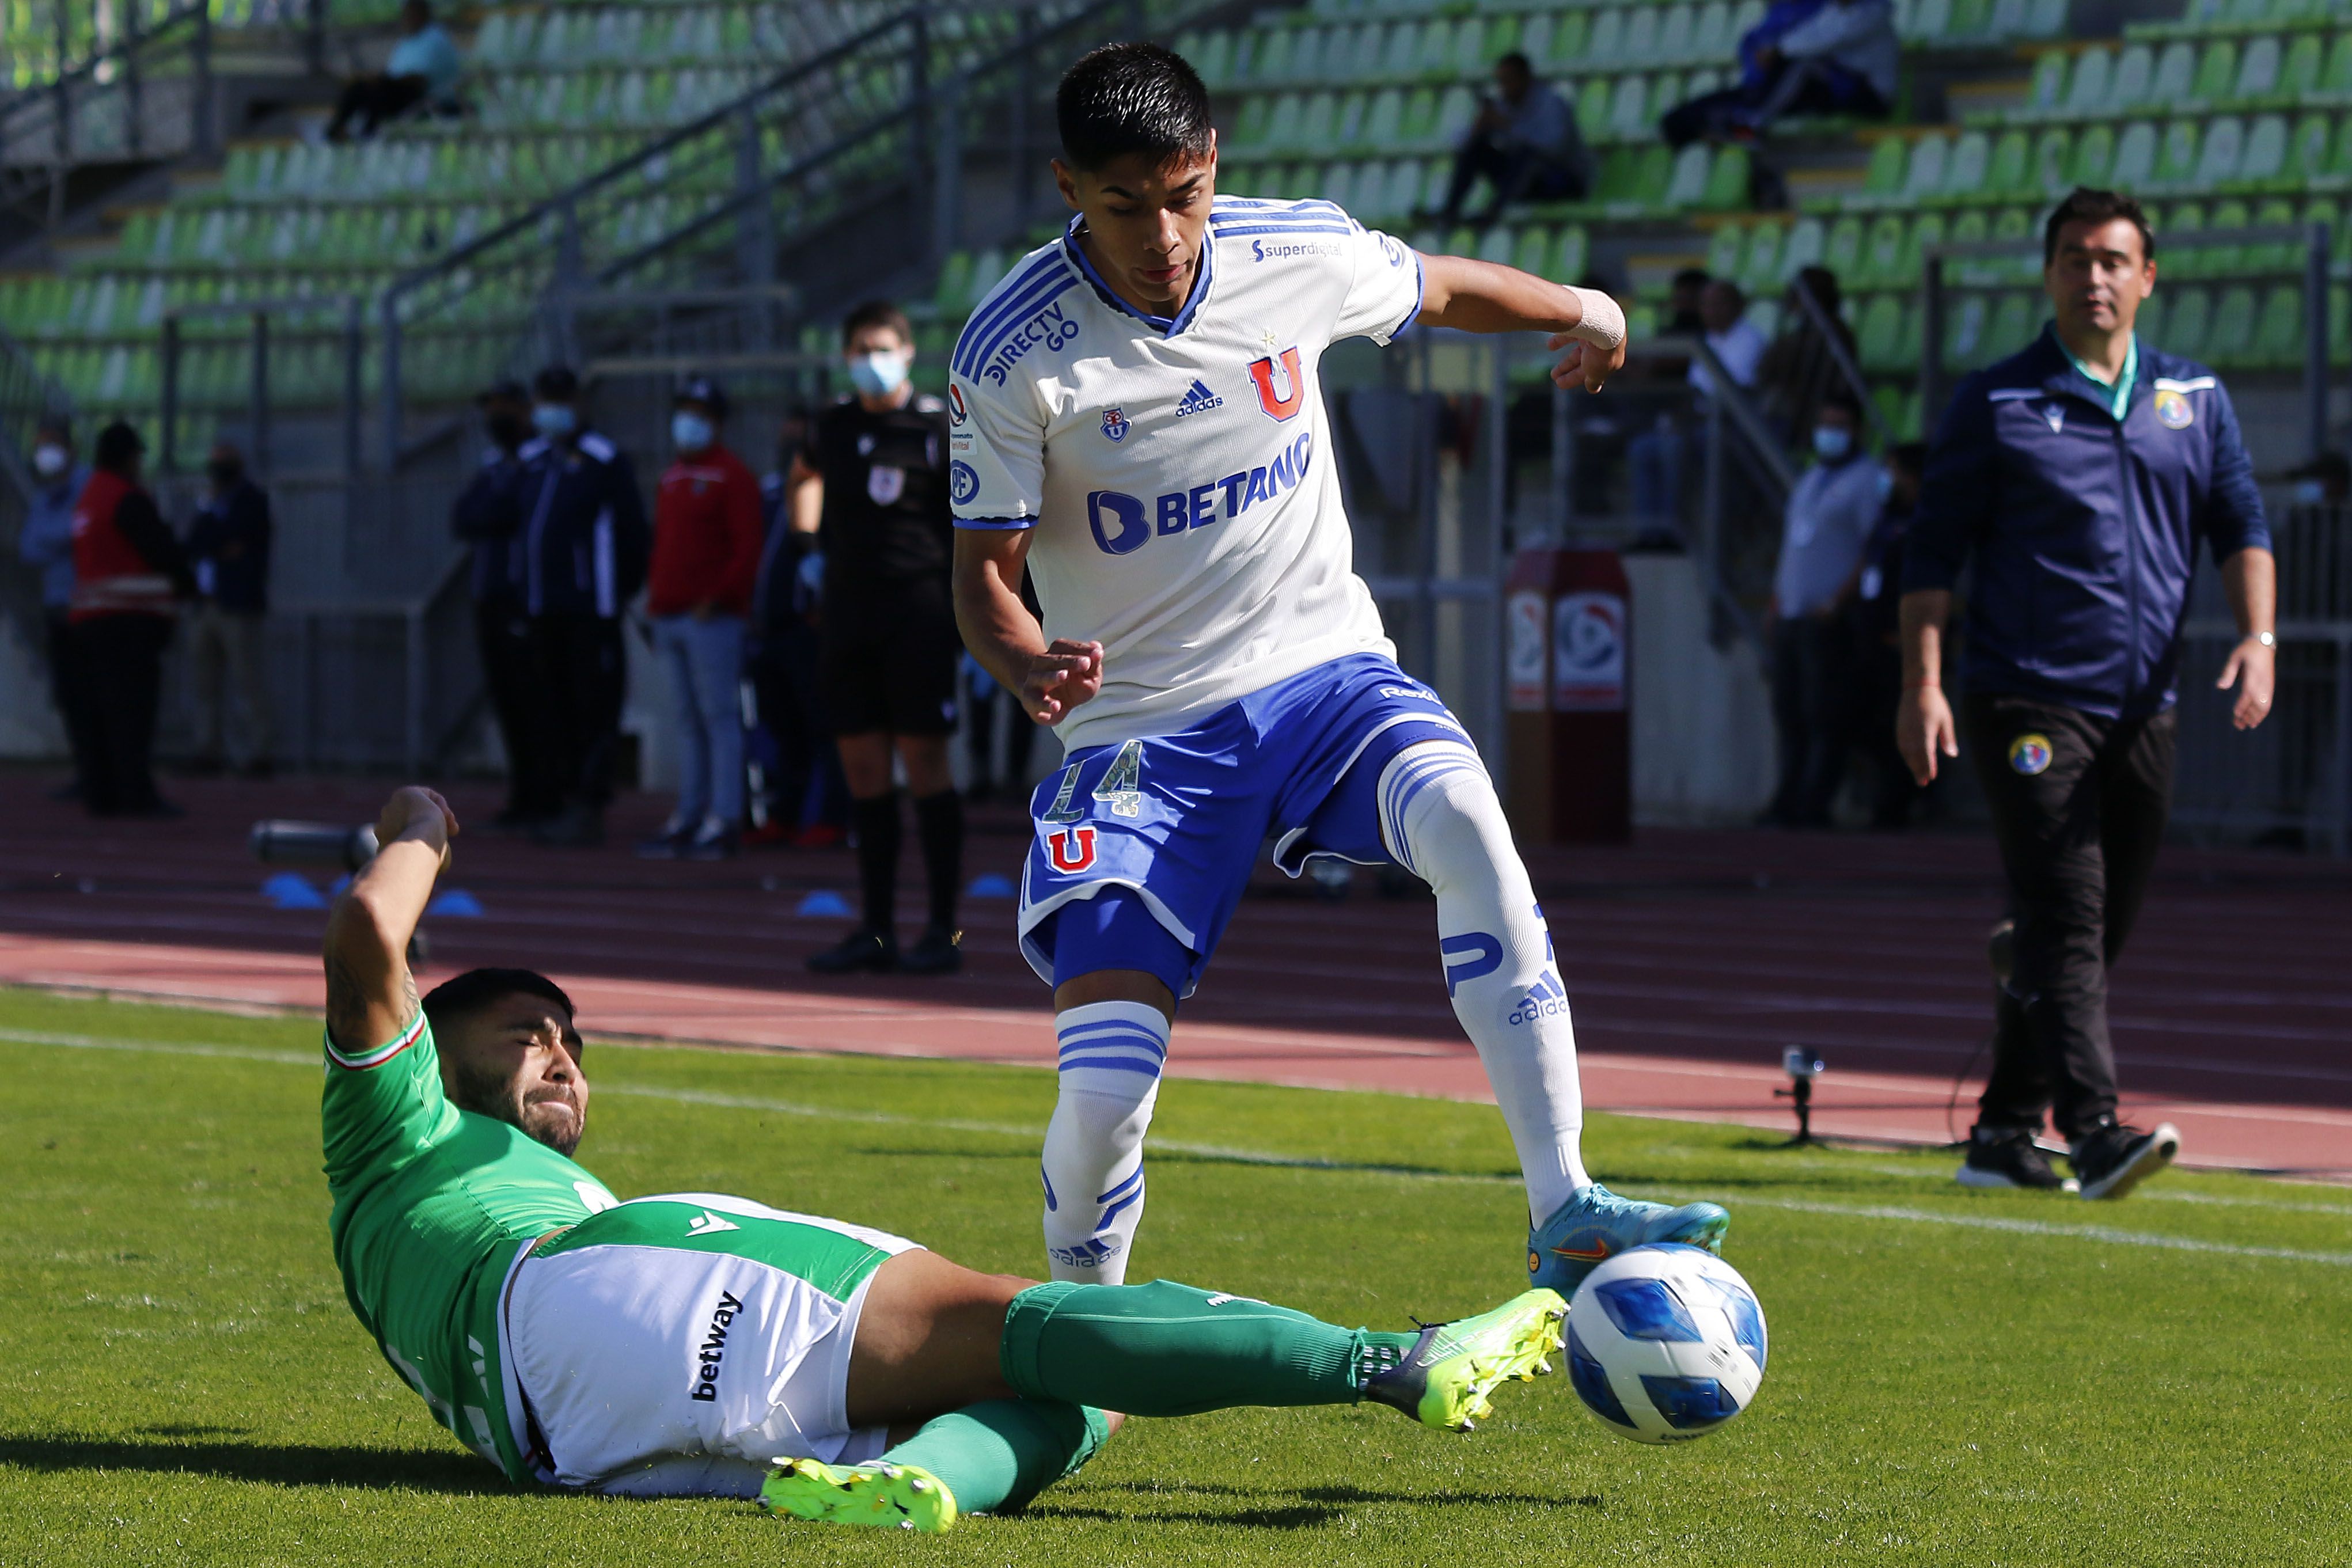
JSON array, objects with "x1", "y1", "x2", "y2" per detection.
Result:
[
  {"x1": 2165, "y1": 286, "x2": 2213, "y2": 359},
  {"x1": 2193, "y1": 116, "x2": 2244, "y2": 188},
  {"x1": 2111, "y1": 121, "x2": 2157, "y2": 188},
  {"x1": 2061, "y1": 48, "x2": 2108, "y2": 118}
]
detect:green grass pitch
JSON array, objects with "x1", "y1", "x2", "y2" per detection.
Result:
[{"x1": 2, "y1": 985, "x2": 2347, "y2": 1565}]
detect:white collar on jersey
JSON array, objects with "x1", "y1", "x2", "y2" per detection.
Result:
[{"x1": 1061, "y1": 213, "x2": 1216, "y2": 339}]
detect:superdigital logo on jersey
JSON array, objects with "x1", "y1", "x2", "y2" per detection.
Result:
[{"x1": 1085, "y1": 430, "x2": 1314, "y2": 555}]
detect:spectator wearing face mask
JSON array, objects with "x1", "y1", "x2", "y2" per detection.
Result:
[
  {"x1": 1763, "y1": 389, "x2": 1881, "y2": 827},
  {"x1": 1850, "y1": 439, "x2": 1927, "y2": 827},
  {"x1": 181, "y1": 441, "x2": 275, "y2": 777},
  {"x1": 788, "y1": 301, "x2": 966, "y2": 975},
  {"x1": 513, "y1": 365, "x2": 650, "y2": 848},
  {"x1": 17, "y1": 418, "x2": 94, "y2": 800},
  {"x1": 638, "y1": 377, "x2": 765, "y2": 861},
  {"x1": 2284, "y1": 451, "x2": 2349, "y2": 512},
  {"x1": 70, "y1": 420, "x2": 192, "y2": 818},
  {"x1": 452, "y1": 379, "x2": 548, "y2": 829}
]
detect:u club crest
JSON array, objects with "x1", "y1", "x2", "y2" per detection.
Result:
[
  {"x1": 1101, "y1": 407, "x2": 1131, "y2": 443},
  {"x1": 1046, "y1": 825, "x2": 1098, "y2": 872}
]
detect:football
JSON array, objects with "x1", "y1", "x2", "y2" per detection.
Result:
[{"x1": 1565, "y1": 1244, "x2": 1767, "y2": 1444}]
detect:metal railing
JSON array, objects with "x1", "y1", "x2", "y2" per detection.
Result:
[
  {"x1": 0, "y1": 0, "x2": 222, "y2": 235},
  {"x1": 159, "y1": 293, "x2": 363, "y2": 475},
  {"x1": 1921, "y1": 225, "x2": 2333, "y2": 453},
  {"x1": 375, "y1": 0, "x2": 1190, "y2": 464}
]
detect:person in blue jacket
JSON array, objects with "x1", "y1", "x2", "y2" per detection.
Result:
[
  {"x1": 1898, "y1": 187, "x2": 2278, "y2": 1202},
  {"x1": 17, "y1": 417, "x2": 93, "y2": 799}
]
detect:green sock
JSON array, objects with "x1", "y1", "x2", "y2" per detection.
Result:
[
  {"x1": 879, "y1": 1399, "x2": 1108, "y2": 1515},
  {"x1": 999, "y1": 1279, "x2": 1422, "y2": 1418}
]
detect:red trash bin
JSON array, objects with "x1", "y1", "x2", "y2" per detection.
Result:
[{"x1": 1503, "y1": 547, "x2": 1631, "y2": 844}]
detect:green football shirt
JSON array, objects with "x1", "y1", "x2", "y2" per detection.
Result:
[{"x1": 323, "y1": 1011, "x2": 617, "y2": 1479}]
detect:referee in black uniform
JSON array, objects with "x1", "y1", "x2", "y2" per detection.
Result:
[
  {"x1": 1898, "y1": 189, "x2": 2278, "y2": 1200},
  {"x1": 790, "y1": 300, "x2": 966, "y2": 975}
]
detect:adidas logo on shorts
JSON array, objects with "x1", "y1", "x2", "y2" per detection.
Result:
[{"x1": 1173, "y1": 378, "x2": 1224, "y2": 419}]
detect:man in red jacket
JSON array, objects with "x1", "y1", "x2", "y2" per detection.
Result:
[
  {"x1": 70, "y1": 421, "x2": 191, "y2": 818},
  {"x1": 639, "y1": 377, "x2": 765, "y2": 860}
]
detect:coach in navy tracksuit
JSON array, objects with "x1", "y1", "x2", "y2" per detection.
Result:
[
  {"x1": 1899, "y1": 188, "x2": 2278, "y2": 1201},
  {"x1": 513, "y1": 365, "x2": 650, "y2": 846}
]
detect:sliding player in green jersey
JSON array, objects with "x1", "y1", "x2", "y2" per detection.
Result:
[{"x1": 320, "y1": 784, "x2": 1567, "y2": 1531}]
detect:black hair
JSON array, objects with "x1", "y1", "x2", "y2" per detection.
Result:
[
  {"x1": 533, "y1": 364, "x2": 580, "y2": 401},
  {"x1": 839, "y1": 299, "x2": 913, "y2": 350},
  {"x1": 1056, "y1": 42, "x2": 1213, "y2": 174},
  {"x1": 1496, "y1": 51, "x2": 1533, "y2": 75},
  {"x1": 1705, "y1": 277, "x2": 1746, "y2": 312},
  {"x1": 2043, "y1": 187, "x2": 2155, "y2": 267},
  {"x1": 1891, "y1": 439, "x2": 1928, "y2": 476},
  {"x1": 1818, "y1": 385, "x2": 1865, "y2": 420},
  {"x1": 92, "y1": 420, "x2": 143, "y2": 473},
  {"x1": 1671, "y1": 267, "x2": 1712, "y2": 293},
  {"x1": 1792, "y1": 264, "x2": 1841, "y2": 316},
  {"x1": 422, "y1": 967, "x2": 576, "y2": 1037}
]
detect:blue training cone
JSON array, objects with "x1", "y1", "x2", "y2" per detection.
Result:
[
  {"x1": 796, "y1": 889, "x2": 854, "y2": 918},
  {"x1": 966, "y1": 873, "x2": 1016, "y2": 900},
  {"x1": 427, "y1": 889, "x2": 485, "y2": 918},
  {"x1": 260, "y1": 872, "x2": 327, "y2": 910}
]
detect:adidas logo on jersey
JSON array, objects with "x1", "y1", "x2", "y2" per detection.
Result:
[
  {"x1": 1506, "y1": 970, "x2": 1572, "y2": 1027},
  {"x1": 1173, "y1": 378, "x2": 1225, "y2": 418}
]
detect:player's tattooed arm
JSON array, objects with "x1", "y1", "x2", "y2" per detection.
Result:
[
  {"x1": 1414, "y1": 252, "x2": 1628, "y2": 394},
  {"x1": 322, "y1": 786, "x2": 456, "y2": 1056},
  {"x1": 953, "y1": 527, "x2": 1103, "y2": 726}
]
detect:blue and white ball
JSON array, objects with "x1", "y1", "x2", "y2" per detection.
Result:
[{"x1": 1565, "y1": 1244, "x2": 1767, "y2": 1443}]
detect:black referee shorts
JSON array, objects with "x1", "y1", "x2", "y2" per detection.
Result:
[{"x1": 820, "y1": 578, "x2": 963, "y2": 737}]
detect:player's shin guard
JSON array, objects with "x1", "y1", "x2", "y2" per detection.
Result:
[
  {"x1": 1382, "y1": 741, "x2": 1592, "y2": 1221},
  {"x1": 1041, "y1": 1001, "x2": 1167, "y2": 1284}
]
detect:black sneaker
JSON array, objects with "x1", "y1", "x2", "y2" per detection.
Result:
[
  {"x1": 635, "y1": 817, "x2": 693, "y2": 860},
  {"x1": 807, "y1": 928, "x2": 898, "y2": 974},
  {"x1": 2070, "y1": 1120, "x2": 2180, "y2": 1202},
  {"x1": 1956, "y1": 1125, "x2": 2077, "y2": 1192},
  {"x1": 899, "y1": 924, "x2": 963, "y2": 975}
]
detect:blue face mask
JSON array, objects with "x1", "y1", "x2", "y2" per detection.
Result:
[
  {"x1": 846, "y1": 351, "x2": 908, "y2": 399},
  {"x1": 671, "y1": 411, "x2": 714, "y2": 452},
  {"x1": 1812, "y1": 425, "x2": 1854, "y2": 462},
  {"x1": 532, "y1": 403, "x2": 576, "y2": 438}
]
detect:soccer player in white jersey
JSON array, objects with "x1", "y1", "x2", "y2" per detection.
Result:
[{"x1": 951, "y1": 44, "x2": 1732, "y2": 1295}]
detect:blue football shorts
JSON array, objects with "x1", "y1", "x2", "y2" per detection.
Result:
[{"x1": 1018, "y1": 652, "x2": 1472, "y2": 1000}]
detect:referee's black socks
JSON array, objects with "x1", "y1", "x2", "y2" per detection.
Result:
[
  {"x1": 852, "y1": 794, "x2": 902, "y2": 937},
  {"x1": 913, "y1": 788, "x2": 964, "y2": 932}
]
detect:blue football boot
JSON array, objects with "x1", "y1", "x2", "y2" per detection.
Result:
[{"x1": 1527, "y1": 1184, "x2": 1731, "y2": 1294}]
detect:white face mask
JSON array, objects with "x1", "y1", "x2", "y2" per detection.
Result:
[
  {"x1": 1812, "y1": 425, "x2": 1854, "y2": 462},
  {"x1": 31, "y1": 443, "x2": 67, "y2": 478},
  {"x1": 2293, "y1": 479, "x2": 2327, "y2": 507},
  {"x1": 532, "y1": 402, "x2": 576, "y2": 438},
  {"x1": 671, "y1": 411, "x2": 714, "y2": 453},
  {"x1": 846, "y1": 350, "x2": 909, "y2": 398}
]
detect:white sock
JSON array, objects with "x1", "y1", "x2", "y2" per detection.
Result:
[
  {"x1": 1382, "y1": 741, "x2": 1592, "y2": 1224},
  {"x1": 1041, "y1": 1000, "x2": 1168, "y2": 1284}
]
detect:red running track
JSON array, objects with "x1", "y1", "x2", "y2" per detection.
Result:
[{"x1": 0, "y1": 774, "x2": 2344, "y2": 1180}]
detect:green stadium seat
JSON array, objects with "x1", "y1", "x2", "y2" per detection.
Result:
[
  {"x1": 2240, "y1": 114, "x2": 2288, "y2": 188},
  {"x1": 2111, "y1": 121, "x2": 2157, "y2": 188},
  {"x1": 1705, "y1": 222, "x2": 1746, "y2": 280},
  {"x1": 1554, "y1": 226, "x2": 1589, "y2": 283},
  {"x1": 1856, "y1": 136, "x2": 1906, "y2": 204},
  {"x1": 1543, "y1": 13, "x2": 1590, "y2": 74},
  {"x1": 1609, "y1": 74, "x2": 1655, "y2": 142},
  {"x1": 1512, "y1": 225, "x2": 1551, "y2": 275},
  {"x1": 2105, "y1": 44, "x2": 2153, "y2": 116},
  {"x1": 2188, "y1": 41, "x2": 2237, "y2": 105},
  {"x1": 1587, "y1": 10, "x2": 1626, "y2": 67},
  {"x1": 1781, "y1": 214, "x2": 1826, "y2": 277},
  {"x1": 1898, "y1": 211, "x2": 1947, "y2": 280},
  {"x1": 2151, "y1": 43, "x2": 2194, "y2": 106},
  {"x1": 2320, "y1": 34, "x2": 2352, "y2": 97},
  {"x1": 1901, "y1": 133, "x2": 1949, "y2": 204},
  {"x1": 2233, "y1": 35, "x2": 2279, "y2": 102},
  {"x1": 2193, "y1": 116, "x2": 2244, "y2": 188},
  {"x1": 1574, "y1": 77, "x2": 1611, "y2": 144},
  {"x1": 2165, "y1": 286, "x2": 2212, "y2": 358},
  {"x1": 2021, "y1": 49, "x2": 2068, "y2": 118},
  {"x1": 1623, "y1": 145, "x2": 1672, "y2": 212},
  {"x1": 2154, "y1": 119, "x2": 2200, "y2": 188},
  {"x1": 1986, "y1": 293, "x2": 2034, "y2": 359},
  {"x1": 2060, "y1": 49, "x2": 2106, "y2": 118},
  {"x1": 2286, "y1": 113, "x2": 2331, "y2": 186},
  {"x1": 2250, "y1": 198, "x2": 2298, "y2": 271},
  {"x1": 2070, "y1": 124, "x2": 2115, "y2": 187},
  {"x1": 1824, "y1": 215, "x2": 1865, "y2": 278},
  {"x1": 1477, "y1": 223, "x2": 1515, "y2": 265},
  {"x1": 1301, "y1": 91, "x2": 1338, "y2": 149},
  {"x1": 2206, "y1": 198, "x2": 2250, "y2": 273},
  {"x1": 2281, "y1": 34, "x2": 2321, "y2": 100},
  {"x1": 1435, "y1": 85, "x2": 1477, "y2": 147},
  {"x1": 1943, "y1": 130, "x2": 1989, "y2": 201},
  {"x1": 1857, "y1": 213, "x2": 1905, "y2": 286},
  {"x1": 1663, "y1": 144, "x2": 1710, "y2": 208},
  {"x1": 2135, "y1": 290, "x2": 2167, "y2": 350},
  {"x1": 2026, "y1": 0, "x2": 2069, "y2": 38},
  {"x1": 1856, "y1": 294, "x2": 1902, "y2": 371},
  {"x1": 1365, "y1": 88, "x2": 1404, "y2": 150},
  {"x1": 1701, "y1": 145, "x2": 1748, "y2": 208},
  {"x1": 1401, "y1": 86, "x2": 1438, "y2": 147},
  {"x1": 2207, "y1": 284, "x2": 2257, "y2": 366},
  {"x1": 2029, "y1": 127, "x2": 2071, "y2": 196},
  {"x1": 1941, "y1": 292, "x2": 1986, "y2": 369},
  {"x1": 1738, "y1": 221, "x2": 1785, "y2": 293}
]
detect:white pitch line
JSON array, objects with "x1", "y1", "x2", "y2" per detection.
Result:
[{"x1": 8, "y1": 1028, "x2": 2349, "y2": 1258}]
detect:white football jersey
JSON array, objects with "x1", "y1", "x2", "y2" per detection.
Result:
[{"x1": 949, "y1": 196, "x2": 1423, "y2": 752}]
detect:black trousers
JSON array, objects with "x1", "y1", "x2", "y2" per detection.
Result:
[
  {"x1": 525, "y1": 613, "x2": 626, "y2": 813},
  {"x1": 327, "y1": 73, "x2": 426, "y2": 139},
  {"x1": 71, "y1": 614, "x2": 172, "y2": 814},
  {"x1": 476, "y1": 598, "x2": 551, "y2": 817},
  {"x1": 1439, "y1": 132, "x2": 1586, "y2": 222},
  {"x1": 749, "y1": 620, "x2": 848, "y2": 832},
  {"x1": 1767, "y1": 614, "x2": 1850, "y2": 826},
  {"x1": 45, "y1": 607, "x2": 100, "y2": 791},
  {"x1": 1966, "y1": 692, "x2": 2178, "y2": 1141}
]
